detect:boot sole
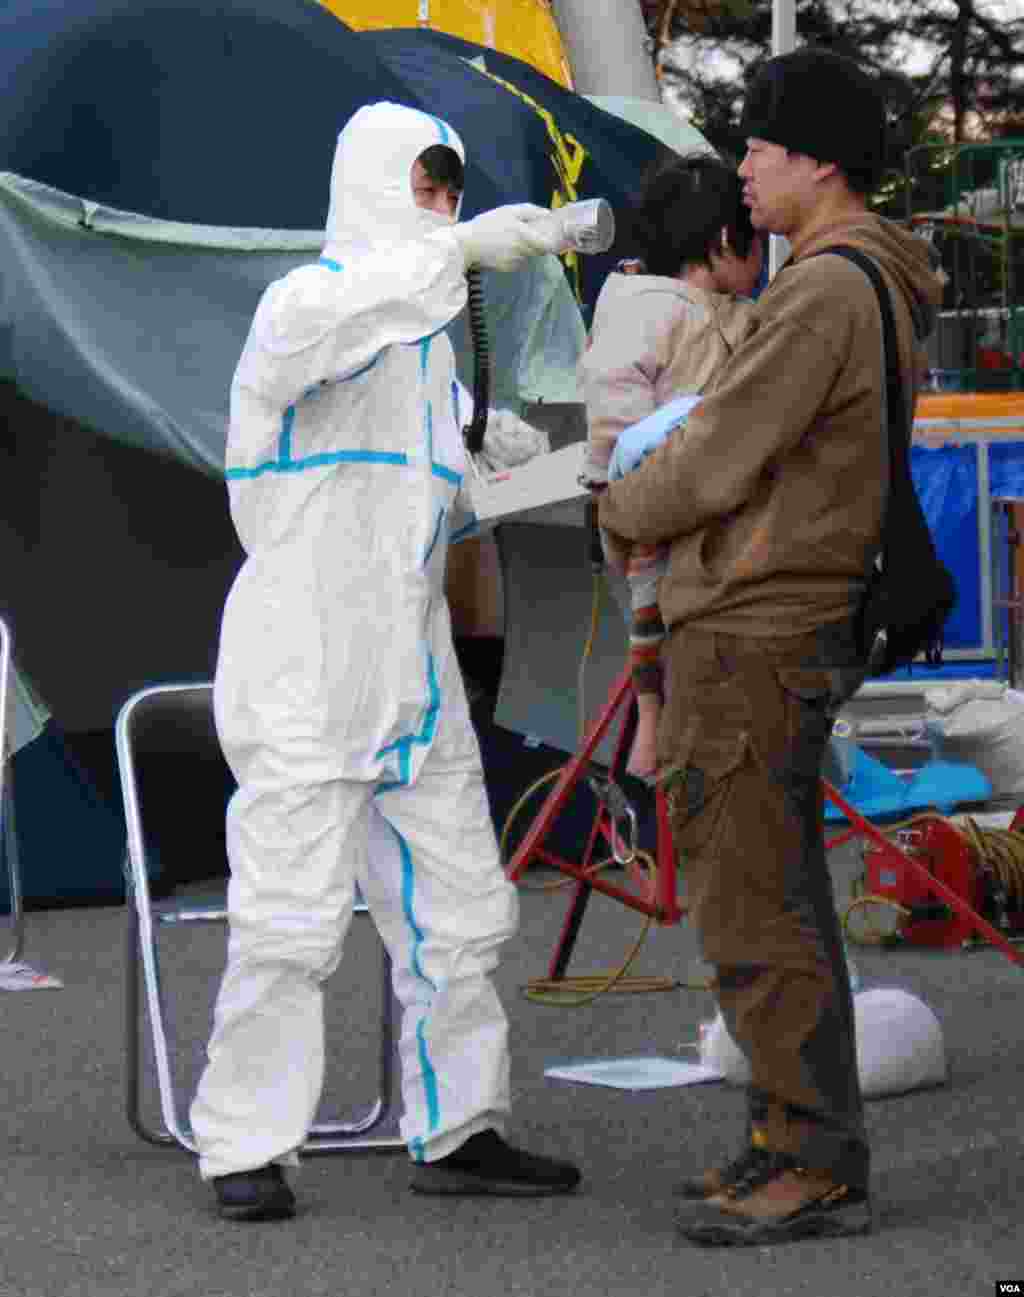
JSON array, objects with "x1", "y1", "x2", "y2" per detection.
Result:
[
  {"x1": 218, "y1": 1203, "x2": 296, "y2": 1222},
  {"x1": 679, "y1": 1199, "x2": 873, "y2": 1247},
  {"x1": 216, "y1": 1192, "x2": 296, "y2": 1222},
  {"x1": 410, "y1": 1166, "x2": 580, "y2": 1197}
]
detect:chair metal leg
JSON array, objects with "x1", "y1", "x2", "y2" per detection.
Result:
[
  {"x1": 124, "y1": 898, "x2": 178, "y2": 1148},
  {"x1": 2, "y1": 775, "x2": 25, "y2": 966},
  {"x1": 0, "y1": 615, "x2": 25, "y2": 967},
  {"x1": 303, "y1": 933, "x2": 404, "y2": 1154},
  {"x1": 126, "y1": 885, "x2": 404, "y2": 1154},
  {"x1": 129, "y1": 872, "x2": 200, "y2": 1152}
]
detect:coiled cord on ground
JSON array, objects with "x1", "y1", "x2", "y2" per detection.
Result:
[
  {"x1": 841, "y1": 809, "x2": 1024, "y2": 945},
  {"x1": 957, "y1": 815, "x2": 1024, "y2": 906}
]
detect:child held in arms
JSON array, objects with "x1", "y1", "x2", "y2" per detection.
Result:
[{"x1": 579, "y1": 153, "x2": 763, "y2": 777}]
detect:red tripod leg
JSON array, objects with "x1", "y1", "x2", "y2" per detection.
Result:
[{"x1": 506, "y1": 668, "x2": 634, "y2": 884}]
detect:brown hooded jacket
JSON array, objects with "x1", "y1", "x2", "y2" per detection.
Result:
[{"x1": 598, "y1": 214, "x2": 945, "y2": 638}]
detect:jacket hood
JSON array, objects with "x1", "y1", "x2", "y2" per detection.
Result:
[
  {"x1": 796, "y1": 214, "x2": 944, "y2": 343},
  {"x1": 595, "y1": 268, "x2": 756, "y2": 317},
  {"x1": 324, "y1": 101, "x2": 465, "y2": 253},
  {"x1": 595, "y1": 269, "x2": 690, "y2": 310},
  {"x1": 594, "y1": 269, "x2": 757, "y2": 348}
]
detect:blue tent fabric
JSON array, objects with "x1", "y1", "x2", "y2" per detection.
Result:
[
  {"x1": 0, "y1": 2, "x2": 665, "y2": 313},
  {"x1": 825, "y1": 744, "x2": 992, "y2": 823},
  {"x1": 1, "y1": 724, "x2": 128, "y2": 913}
]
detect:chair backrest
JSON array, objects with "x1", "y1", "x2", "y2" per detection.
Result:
[
  {"x1": 117, "y1": 683, "x2": 236, "y2": 895},
  {"x1": 0, "y1": 616, "x2": 9, "y2": 803}
]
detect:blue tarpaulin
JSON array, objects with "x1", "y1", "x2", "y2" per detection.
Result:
[
  {"x1": 825, "y1": 745, "x2": 992, "y2": 822},
  {"x1": 876, "y1": 440, "x2": 1024, "y2": 683}
]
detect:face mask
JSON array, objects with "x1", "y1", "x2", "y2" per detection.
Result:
[{"x1": 414, "y1": 207, "x2": 457, "y2": 234}]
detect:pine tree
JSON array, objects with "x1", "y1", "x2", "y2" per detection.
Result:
[{"x1": 639, "y1": 0, "x2": 1024, "y2": 157}]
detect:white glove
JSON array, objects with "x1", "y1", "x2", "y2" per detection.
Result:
[
  {"x1": 578, "y1": 445, "x2": 609, "y2": 490},
  {"x1": 448, "y1": 203, "x2": 567, "y2": 272},
  {"x1": 479, "y1": 409, "x2": 550, "y2": 472}
]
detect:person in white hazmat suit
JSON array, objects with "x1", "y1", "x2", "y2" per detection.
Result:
[{"x1": 190, "y1": 100, "x2": 582, "y2": 1221}]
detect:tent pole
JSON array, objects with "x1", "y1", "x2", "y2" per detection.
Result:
[
  {"x1": 768, "y1": 0, "x2": 797, "y2": 278},
  {"x1": 550, "y1": 0, "x2": 660, "y2": 99}
]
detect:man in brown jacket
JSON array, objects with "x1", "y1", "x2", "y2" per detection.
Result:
[{"x1": 598, "y1": 48, "x2": 944, "y2": 1246}]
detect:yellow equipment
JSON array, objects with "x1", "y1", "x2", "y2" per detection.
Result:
[{"x1": 318, "y1": 0, "x2": 574, "y2": 89}]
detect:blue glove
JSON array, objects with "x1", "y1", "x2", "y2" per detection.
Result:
[{"x1": 608, "y1": 393, "x2": 702, "y2": 480}]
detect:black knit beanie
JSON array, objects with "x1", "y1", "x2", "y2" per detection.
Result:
[{"x1": 740, "y1": 48, "x2": 887, "y2": 192}]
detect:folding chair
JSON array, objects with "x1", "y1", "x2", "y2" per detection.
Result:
[
  {"x1": 0, "y1": 615, "x2": 25, "y2": 965},
  {"x1": 115, "y1": 681, "x2": 404, "y2": 1153}
]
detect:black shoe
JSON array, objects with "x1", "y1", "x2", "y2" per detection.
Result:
[
  {"x1": 212, "y1": 1165, "x2": 296, "y2": 1222},
  {"x1": 409, "y1": 1129, "x2": 581, "y2": 1197}
]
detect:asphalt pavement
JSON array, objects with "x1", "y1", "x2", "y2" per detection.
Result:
[{"x1": 2, "y1": 839, "x2": 1021, "y2": 1297}]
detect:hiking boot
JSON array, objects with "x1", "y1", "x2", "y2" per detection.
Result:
[
  {"x1": 409, "y1": 1129, "x2": 581, "y2": 1197},
  {"x1": 675, "y1": 1152, "x2": 872, "y2": 1247},
  {"x1": 675, "y1": 1142, "x2": 787, "y2": 1200},
  {"x1": 212, "y1": 1165, "x2": 296, "y2": 1222}
]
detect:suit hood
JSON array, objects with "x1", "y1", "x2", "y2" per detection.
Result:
[{"x1": 324, "y1": 101, "x2": 465, "y2": 254}]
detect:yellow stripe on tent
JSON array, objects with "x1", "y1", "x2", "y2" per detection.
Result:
[{"x1": 318, "y1": 0, "x2": 574, "y2": 88}]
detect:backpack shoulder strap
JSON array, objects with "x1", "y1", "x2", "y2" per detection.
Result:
[{"x1": 810, "y1": 245, "x2": 907, "y2": 473}]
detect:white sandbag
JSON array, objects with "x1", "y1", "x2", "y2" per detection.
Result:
[
  {"x1": 853, "y1": 988, "x2": 947, "y2": 1098},
  {"x1": 924, "y1": 680, "x2": 1024, "y2": 799},
  {"x1": 699, "y1": 987, "x2": 947, "y2": 1099}
]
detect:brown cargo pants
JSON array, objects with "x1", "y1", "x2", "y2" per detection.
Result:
[{"x1": 658, "y1": 624, "x2": 869, "y2": 1189}]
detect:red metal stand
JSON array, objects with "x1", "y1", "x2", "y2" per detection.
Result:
[
  {"x1": 507, "y1": 671, "x2": 1024, "y2": 975},
  {"x1": 823, "y1": 780, "x2": 1024, "y2": 968},
  {"x1": 506, "y1": 667, "x2": 684, "y2": 979}
]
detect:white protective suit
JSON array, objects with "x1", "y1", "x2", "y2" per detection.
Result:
[{"x1": 191, "y1": 102, "x2": 552, "y2": 1179}]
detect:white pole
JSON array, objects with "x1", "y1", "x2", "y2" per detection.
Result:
[
  {"x1": 771, "y1": 0, "x2": 796, "y2": 56},
  {"x1": 769, "y1": 0, "x2": 797, "y2": 276},
  {"x1": 550, "y1": 0, "x2": 660, "y2": 99}
]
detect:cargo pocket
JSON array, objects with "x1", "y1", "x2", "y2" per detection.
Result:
[
  {"x1": 656, "y1": 703, "x2": 749, "y2": 861},
  {"x1": 771, "y1": 667, "x2": 837, "y2": 792}
]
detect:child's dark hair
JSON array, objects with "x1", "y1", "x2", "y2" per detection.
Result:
[
  {"x1": 417, "y1": 144, "x2": 464, "y2": 194},
  {"x1": 628, "y1": 152, "x2": 755, "y2": 278}
]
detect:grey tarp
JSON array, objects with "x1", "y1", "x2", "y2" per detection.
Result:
[{"x1": 0, "y1": 171, "x2": 587, "y2": 478}]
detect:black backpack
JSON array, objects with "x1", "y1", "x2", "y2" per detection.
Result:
[{"x1": 818, "y1": 245, "x2": 956, "y2": 676}]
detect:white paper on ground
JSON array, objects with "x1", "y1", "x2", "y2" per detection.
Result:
[
  {"x1": 544, "y1": 1055, "x2": 725, "y2": 1090},
  {"x1": 0, "y1": 961, "x2": 64, "y2": 991}
]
